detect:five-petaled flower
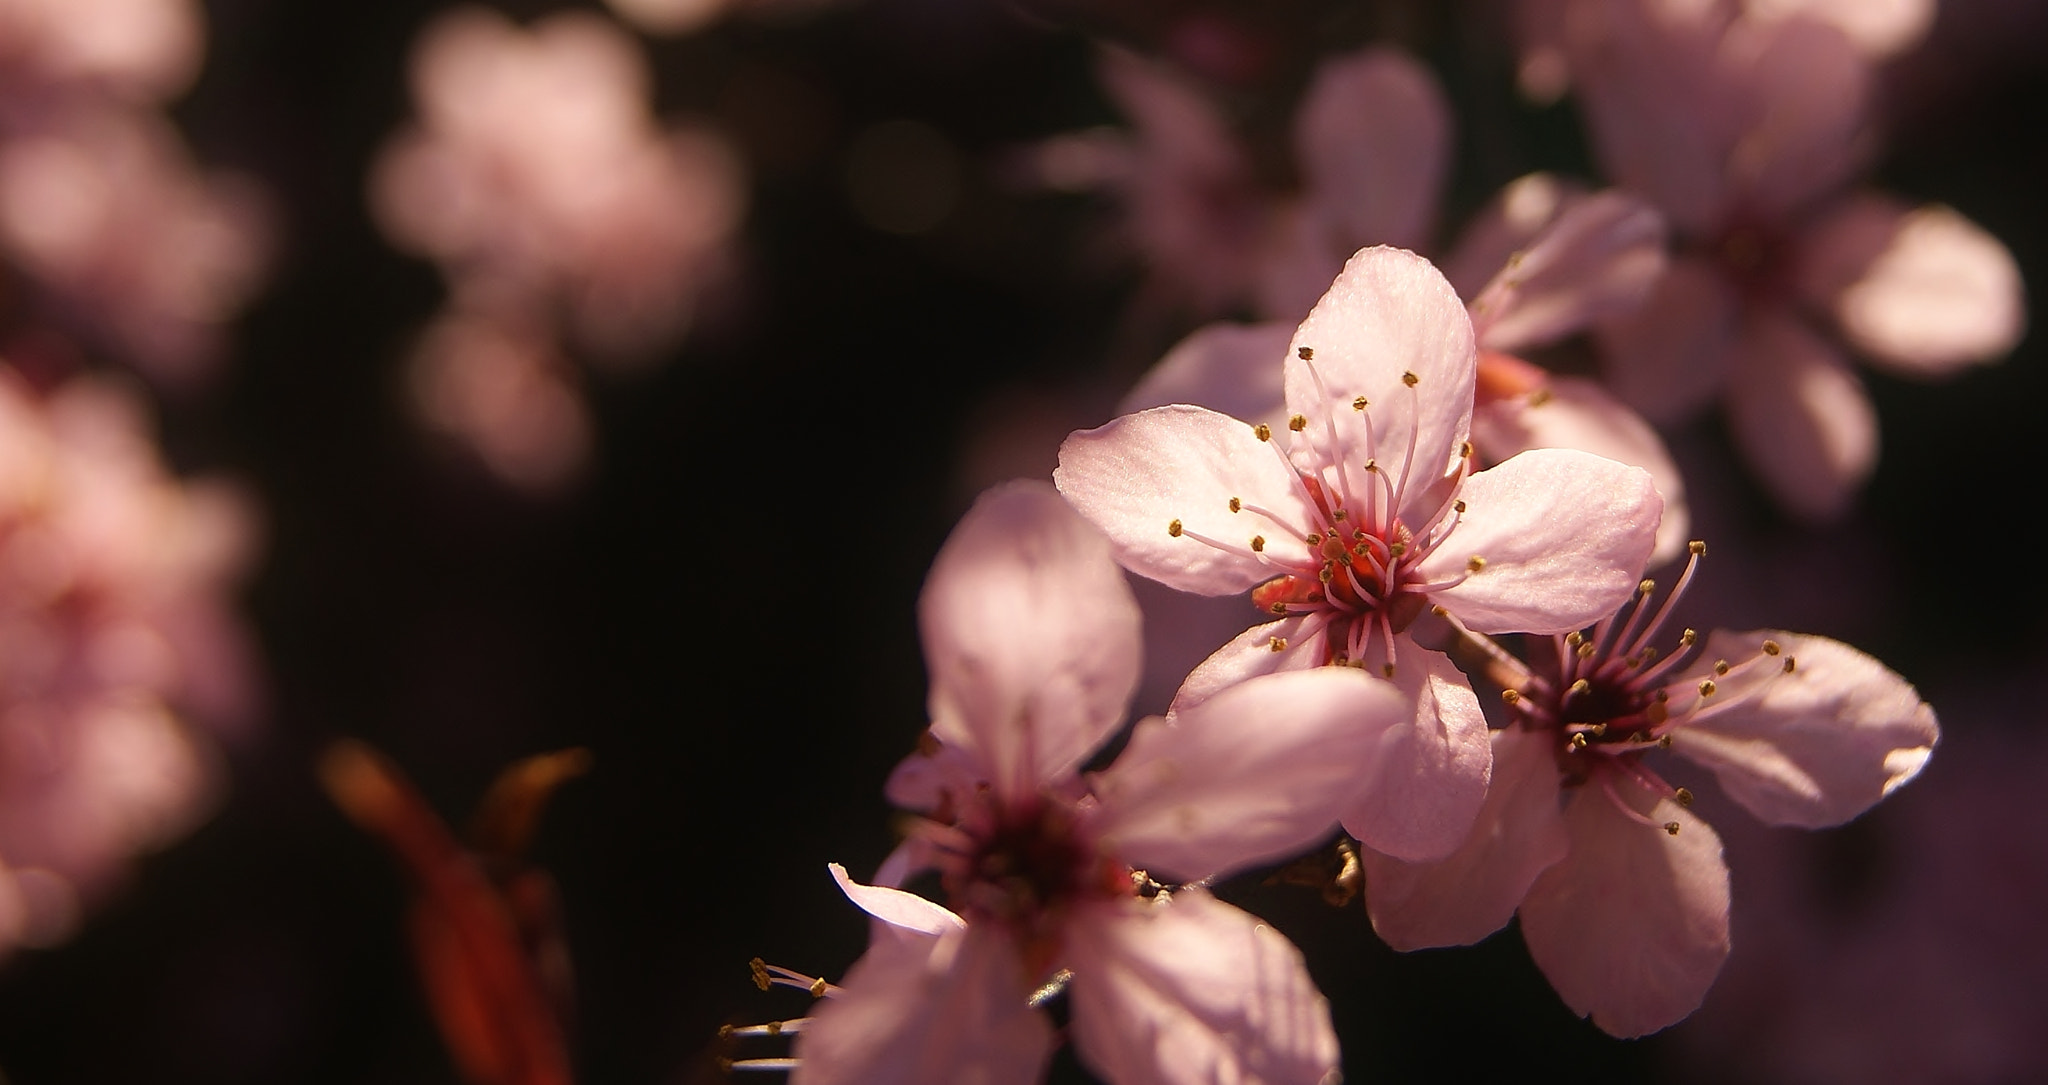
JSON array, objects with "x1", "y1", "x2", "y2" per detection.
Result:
[
  {"x1": 791, "y1": 479, "x2": 1430, "y2": 1085},
  {"x1": 1056, "y1": 245, "x2": 1664, "y2": 862}
]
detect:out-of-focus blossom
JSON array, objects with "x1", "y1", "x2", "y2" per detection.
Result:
[
  {"x1": 602, "y1": 0, "x2": 839, "y2": 37},
  {"x1": 0, "y1": 0, "x2": 204, "y2": 103},
  {"x1": 371, "y1": 6, "x2": 744, "y2": 367},
  {"x1": 1033, "y1": 45, "x2": 1448, "y2": 322},
  {"x1": 0, "y1": 366, "x2": 258, "y2": 954},
  {"x1": 1059, "y1": 247, "x2": 1662, "y2": 861},
  {"x1": 792, "y1": 480, "x2": 1410, "y2": 1085},
  {"x1": 0, "y1": 104, "x2": 271, "y2": 389},
  {"x1": 1565, "y1": 0, "x2": 2024, "y2": 519},
  {"x1": 1361, "y1": 544, "x2": 1938, "y2": 1037},
  {"x1": 407, "y1": 311, "x2": 592, "y2": 494}
]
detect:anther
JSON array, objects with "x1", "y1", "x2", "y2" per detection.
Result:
[
  {"x1": 1680, "y1": 628, "x2": 1696, "y2": 646},
  {"x1": 1688, "y1": 540, "x2": 1707, "y2": 556},
  {"x1": 1318, "y1": 567, "x2": 1335, "y2": 583},
  {"x1": 810, "y1": 978, "x2": 828, "y2": 997},
  {"x1": 1269, "y1": 637, "x2": 1288, "y2": 652},
  {"x1": 1306, "y1": 532, "x2": 1323, "y2": 545},
  {"x1": 1569, "y1": 678, "x2": 1592, "y2": 696},
  {"x1": 1167, "y1": 519, "x2": 1183, "y2": 537},
  {"x1": 1566, "y1": 632, "x2": 1583, "y2": 647},
  {"x1": 1570, "y1": 733, "x2": 1589, "y2": 750},
  {"x1": 1459, "y1": 441, "x2": 1474, "y2": 459},
  {"x1": 1784, "y1": 657, "x2": 1797, "y2": 673},
  {"x1": 1663, "y1": 822, "x2": 1681, "y2": 835},
  {"x1": 1639, "y1": 579, "x2": 1655, "y2": 595},
  {"x1": 1467, "y1": 555, "x2": 1487, "y2": 573},
  {"x1": 1589, "y1": 722, "x2": 1608, "y2": 736},
  {"x1": 1388, "y1": 541, "x2": 1406, "y2": 557},
  {"x1": 1381, "y1": 663, "x2": 1395, "y2": 678},
  {"x1": 1401, "y1": 371, "x2": 1419, "y2": 387},
  {"x1": 1332, "y1": 508, "x2": 1348, "y2": 521},
  {"x1": 1229, "y1": 497, "x2": 1241, "y2": 513},
  {"x1": 1254, "y1": 423, "x2": 1273, "y2": 442},
  {"x1": 1528, "y1": 388, "x2": 1553, "y2": 407},
  {"x1": 1363, "y1": 459, "x2": 1380, "y2": 472},
  {"x1": 1431, "y1": 604, "x2": 1447, "y2": 616},
  {"x1": 1674, "y1": 787, "x2": 1694, "y2": 807},
  {"x1": 1353, "y1": 396, "x2": 1369, "y2": 411},
  {"x1": 1454, "y1": 500, "x2": 1466, "y2": 513},
  {"x1": 1289, "y1": 414, "x2": 1309, "y2": 432},
  {"x1": 1270, "y1": 602, "x2": 1289, "y2": 615},
  {"x1": 1250, "y1": 536, "x2": 1266, "y2": 552},
  {"x1": 1714, "y1": 659, "x2": 1730, "y2": 676},
  {"x1": 1353, "y1": 530, "x2": 1367, "y2": 541},
  {"x1": 1762, "y1": 640, "x2": 1782, "y2": 656},
  {"x1": 1298, "y1": 346, "x2": 1314, "y2": 360},
  {"x1": 1577, "y1": 642, "x2": 1596, "y2": 659},
  {"x1": 1502, "y1": 689, "x2": 1522, "y2": 705},
  {"x1": 1699, "y1": 679, "x2": 1717, "y2": 696},
  {"x1": 1657, "y1": 734, "x2": 1673, "y2": 748},
  {"x1": 750, "y1": 958, "x2": 771, "y2": 992}
]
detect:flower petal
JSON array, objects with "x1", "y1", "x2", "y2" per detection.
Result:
[
  {"x1": 1336, "y1": 647, "x2": 1493, "y2": 862},
  {"x1": 1724, "y1": 309, "x2": 1876, "y2": 522},
  {"x1": 1065, "y1": 892, "x2": 1339, "y2": 1085},
  {"x1": 1361, "y1": 724, "x2": 1570, "y2": 949},
  {"x1": 828, "y1": 863, "x2": 966, "y2": 938},
  {"x1": 1281, "y1": 246, "x2": 1476, "y2": 526},
  {"x1": 1418, "y1": 448, "x2": 1660, "y2": 635},
  {"x1": 1670, "y1": 630, "x2": 1938, "y2": 828},
  {"x1": 1799, "y1": 194, "x2": 2025, "y2": 377},
  {"x1": 1292, "y1": 47, "x2": 1450, "y2": 254},
  {"x1": 1166, "y1": 614, "x2": 1324, "y2": 714},
  {"x1": 1596, "y1": 255, "x2": 1740, "y2": 422},
  {"x1": 791, "y1": 924, "x2": 1052, "y2": 1085},
  {"x1": 1091, "y1": 666, "x2": 1410, "y2": 883},
  {"x1": 1469, "y1": 371, "x2": 1691, "y2": 566},
  {"x1": 1463, "y1": 187, "x2": 1668, "y2": 354},
  {"x1": 1118, "y1": 322, "x2": 1292, "y2": 424},
  {"x1": 1057, "y1": 405, "x2": 1318, "y2": 596},
  {"x1": 920, "y1": 480, "x2": 1142, "y2": 799},
  {"x1": 1518, "y1": 777, "x2": 1730, "y2": 1038}
]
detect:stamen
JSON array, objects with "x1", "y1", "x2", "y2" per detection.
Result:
[
  {"x1": 1228, "y1": 497, "x2": 1241, "y2": 513},
  {"x1": 1254, "y1": 423, "x2": 1272, "y2": 442},
  {"x1": 1167, "y1": 519, "x2": 1182, "y2": 537},
  {"x1": 1298, "y1": 346, "x2": 1314, "y2": 360}
]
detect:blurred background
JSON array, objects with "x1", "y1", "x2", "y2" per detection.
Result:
[{"x1": 0, "y1": 0, "x2": 2041, "y2": 1082}]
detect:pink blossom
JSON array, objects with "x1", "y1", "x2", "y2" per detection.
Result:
[
  {"x1": 1058, "y1": 246, "x2": 1662, "y2": 860},
  {"x1": 602, "y1": 0, "x2": 839, "y2": 36},
  {"x1": 793, "y1": 479, "x2": 1421, "y2": 1085},
  {"x1": 406, "y1": 310, "x2": 592, "y2": 493},
  {"x1": 0, "y1": 367, "x2": 258, "y2": 953},
  {"x1": 1566, "y1": 0, "x2": 2024, "y2": 519},
  {"x1": 0, "y1": 103, "x2": 271, "y2": 388},
  {"x1": 370, "y1": 6, "x2": 744, "y2": 365},
  {"x1": 0, "y1": 0, "x2": 204, "y2": 103},
  {"x1": 1361, "y1": 543, "x2": 1938, "y2": 1037}
]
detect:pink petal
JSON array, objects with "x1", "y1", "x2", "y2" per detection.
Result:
[
  {"x1": 1518, "y1": 776, "x2": 1730, "y2": 1038},
  {"x1": 1336, "y1": 647, "x2": 1494, "y2": 862},
  {"x1": 828, "y1": 863, "x2": 966, "y2": 937},
  {"x1": 1418, "y1": 448, "x2": 1661, "y2": 635},
  {"x1": 1165, "y1": 614, "x2": 1326, "y2": 714},
  {"x1": 1118, "y1": 321, "x2": 1291, "y2": 424},
  {"x1": 1463, "y1": 188, "x2": 1668, "y2": 354},
  {"x1": 1722, "y1": 14, "x2": 1871, "y2": 220},
  {"x1": 1670, "y1": 630, "x2": 1938, "y2": 828},
  {"x1": 1443, "y1": 172, "x2": 1588, "y2": 300},
  {"x1": 883, "y1": 738, "x2": 981, "y2": 813},
  {"x1": 1056, "y1": 405, "x2": 1319, "y2": 596},
  {"x1": 1596, "y1": 255, "x2": 1740, "y2": 422},
  {"x1": 1469, "y1": 373, "x2": 1692, "y2": 566},
  {"x1": 1090, "y1": 666, "x2": 1410, "y2": 883},
  {"x1": 1724, "y1": 309, "x2": 1876, "y2": 522},
  {"x1": 1292, "y1": 46, "x2": 1450, "y2": 253},
  {"x1": 920, "y1": 480, "x2": 1142, "y2": 799},
  {"x1": 1281, "y1": 246, "x2": 1477, "y2": 526},
  {"x1": 1746, "y1": 0, "x2": 1935, "y2": 57},
  {"x1": 1361, "y1": 725, "x2": 1570, "y2": 949},
  {"x1": 791, "y1": 924, "x2": 1052, "y2": 1085},
  {"x1": 1799, "y1": 195, "x2": 2025, "y2": 376},
  {"x1": 1065, "y1": 892, "x2": 1339, "y2": 1085}
]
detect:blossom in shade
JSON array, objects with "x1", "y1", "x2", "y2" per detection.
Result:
[
  {"x1": 792, "y1": 479, "x2": 1424, "y2": 1085},
  {"x1": 1059, "y1": 246, "x2": 1661, "y2": 860},
  {"x1": 1359, "y1": 542, "x2": 1939, "y2": 1037},
  {"x1": 0, "y1": 0, "x2": 205, "y2": 103},
  {"x1": 1565, "y1": 0, "x2": 2024, "y2": 519},
  {"x1": 0, "y1": 366, "x2": 258, "y2": 953}
]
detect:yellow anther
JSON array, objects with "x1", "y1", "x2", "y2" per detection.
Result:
[
  {"x1": 810, "y1": 978, "x2": 828, "y2": 998},
  {"x1": 1657, "y1": 734, "x2": 1673, "y2": 748},
  {"x1": 1663, "y1": 822, "x2": 1681, "y2": 836},
  {"x1": 1570, "y1": 733, "x2": 1589, "y2": 750},
  {"x1": 1254, "y1": 423, "x2": 1273, "y2": 441},
  {"x1": 1306, "y1": 532, "x2": 1323, "y2": 545},
  {"x1": 1298, "y1": 346, "x2": 1314, "y2": 360},
  {"x1": 1688, "y1": 540, "x2": 1707, "y2": 556},
  {"x1": 1269, "y1": 636, "x2": 1288, "y2": 652},
  {"x1": 718, "y1": 1024, "x2": 736, "y2": 1039},
  {"x1": 1388, "y1": 541, "x2": 1406, "y2": 557},
  {"x1": 1454, "y1": 499, "x2": 1467, "y2": 513},
  {"x1": 1229, "y1": 497, "x2": 1241, "y2": 513},
  {"x1": 1318, "y1": 566, "x2": 1335, "y2": 583},
  {"x1": 1639, "y1": 579, "x2": 1656, "y2": 595},
  {"x1": 1332, "y1": 508, "x2": 1348, "y2": 521},
  {"x1": 1431, "y1": 604, "x2": 1448, "y2": 616},
  {"x1": 1566, "y1": 631, "x2": 1583, "y2": 647},
  {"x1": 766, "y1": 1021, "x2": 784, "y2": 1036},
  {"x1": 1589, "y1": 722, "x2": 1608, "y2": 736},
  {"x1": 1168, "y1": 519, "x2": 1183, "y2": 537},
  {"x1": 1353, "y1": 530, "x2": 1367, "y2": 541},
  {"x1": 1459, "y1": 441, "x2": 1474, "y2": 459},
  {"x1": 1353, "y1": 543, "x2": 1370, "y2": 557},
  {"x1": 1577, "y1": 642, "x2": 1596, "y2": 659},
  {"x1": 1381, "y1": 662, "x2": 1395, "y2": 678},
  {"x1": 1680, "y1": 628, "x2": 1696, "y2": 646},
  {"x1": 1762, "y1": 639, "x2": 1782, "y2": 656},
  {"x1": 1699, "y1": 679, "x2": 1717, "y2": 697},
  {"x1": 1570, "y1": 678, "x2": 1592, "y2": 696},
  {"x1": 1467, "y1": 555, "x2": 1487, "y2": 573},
  {"x1": 750, "y1": 958, "x2": 772, "y2": 992},
  {"x1": 1353, "y1": 396, "x2": 1369, "y2": 411},
  {"x1": 1363, "y1": 459, "x2": 1379, "y2": 472},
  {"x1": 1250, "y1": 536, "x2": 1266, "y2": 552},
  {"x1": 1784, "y1": 657, "x2": 1797, "y2": 674},
  {"x1": 1714, "y1": 659, "x2": 1730, "y2": 676},
  {"x1": 1289, "y1": 414, "x2": 1309, "y2": 432},
  {"x1": 1527, "y1": 388, "x2": 1553, "y2": 407},
  {"x1": 1401, "y1": 371, "x2": 1419, "y2": 387},
  {"x1": 1674, "y1": 787, "x2": 1694, "y2": 807},
  {"x1": 1502, "y1": 689, "x2": 1522, "y2": 705},
  {"x1": 1270, "y1": 602, "x2": 1289, "y2": 615}
]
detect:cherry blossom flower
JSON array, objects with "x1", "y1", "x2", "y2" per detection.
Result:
[
  {"x1": 1058, "y1": 246, "x2": 1663, "y2": 861},
  {"x1": 1360, "y1": 542, "x2": 1939, "y2": 1037},
  {"x1": 0, "y1": 367, "x2": 258, "y2": 954},
  {"x1": 1565, "y1": 0, "x2": 2024, "y2": 519},
  {"x1": 0, "y1": 0, "x2": 205, "y2": 103},
  {"x1": 792, "y1": 479, "x2": 1424, "y2": 1085}
]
